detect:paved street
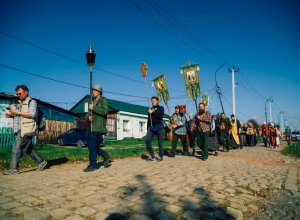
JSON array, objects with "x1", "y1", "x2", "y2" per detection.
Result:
[{"x1": 0, "y1": 141, "x2": 299, "y2": 220}]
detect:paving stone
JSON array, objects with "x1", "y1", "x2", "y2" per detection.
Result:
[
  {"x1": 9, "y1": 205, "x2": 33, "y2": 215},
  {"x1": 0, "y1": 201, "x2": 23, "y2": 210},
  {"x1": 92, "y1": 202, "x2": 116, "y2": 211},
  {"x1": 129, "y1": 213, "x2": 151, "y2": 220},
  {"x1": 156, "y1": 211, "x2": 174, "y2": 220},
  {"x1": 48, "y1": 208, "x2": 71, "y2": 219},
  {"x1": 226, "y1": 207, "x2": 243, "y2": 220},
  {"x1": 183, "y1": 210, "x2": 199, "y2": 220},
  {"x1": 23, "y1": 209, "x2": 51, "y2": 220},
  {"x1": 64, "y1": 215, "x2": 86, "y2": 220},
  {"x1": 75, "y1": 206, "x2": 96, "y2": 216}
]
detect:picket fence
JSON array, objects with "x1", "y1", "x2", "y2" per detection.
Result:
[{"x1": 0, "y1": 127, "x2": 15, "y2": 148}]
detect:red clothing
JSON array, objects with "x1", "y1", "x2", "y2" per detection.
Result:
[{"x1": 262, "y1": 124, "x2": 269, "y2": 136}]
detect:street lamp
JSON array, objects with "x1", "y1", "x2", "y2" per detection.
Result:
[
  {"x1": 86, "y1": 45, "x2": 96, "y2": 109},
  {"x1": 86, "y1": 45, "x2": 96, "y2": 131},
  {"x1": 278, "y1": 111, "x2": 284, "y2": 132},
  {"x1": 264, "y1": 100, "x2": 268, "y2": 124}
]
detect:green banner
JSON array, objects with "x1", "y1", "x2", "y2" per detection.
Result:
[
  {"x1": 152, "y1": 74, "x2": 170, "y2": 104},
  {"x1": 201, "y1": 94, "x2": 210, "y2": 107},
  {"x1": 180, "y1": 63, "x2": 200, "y2": 101}
]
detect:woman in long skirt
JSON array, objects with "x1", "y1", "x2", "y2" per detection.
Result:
[{"x1": 209, "y1": 116, "x2": 219, "y2": 156}]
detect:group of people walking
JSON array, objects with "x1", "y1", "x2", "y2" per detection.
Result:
[
  {"x1": 144, "y1": 98, "x2": 245, "y2": 162},
  {"x1": 144, "y1": 97, "x2": 291, "y2": 163},
  {"x1": 3, "y1": 85, "x2": 291, "y2": 175}
]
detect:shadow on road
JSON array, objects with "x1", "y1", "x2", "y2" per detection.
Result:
[{"x1": 46, "y1": 156, "x2": 69, "y2": 169}]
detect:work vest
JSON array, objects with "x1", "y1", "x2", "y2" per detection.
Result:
[{"x1": 20, "y1": 97, "x2": 38, "y2": 137}]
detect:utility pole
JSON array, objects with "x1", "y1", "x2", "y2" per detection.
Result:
[
  {"x1": 215, "y1": 62, "x2": 226, "y2": 114},
  {"x1": 228, "y1": 66, "x2": 239, "y2": 116},
  {"x1": 280, "y1": 111, "x2": 284, "y2": 132},
  {"x1": 265, "y1": 100, "x2": 268, "y2": 124},
  {"x1": 266, "y1": 98, "x2": 273, "y2": 123}
]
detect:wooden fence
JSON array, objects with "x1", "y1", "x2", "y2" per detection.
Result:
[
  {"x1": 0, "y1": 127, "x2": 15, "y2": 148},
  {"x1": 0, "y1": 120, "x2": 75, "y2": 148}
]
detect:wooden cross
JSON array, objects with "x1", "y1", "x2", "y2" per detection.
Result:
[{"x1": 140, "y1": 62, "x2": 148, "y2": 77}]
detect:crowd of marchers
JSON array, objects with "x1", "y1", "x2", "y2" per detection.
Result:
[{"x1": 147, "y1": 103, "x2": 293, "y2": 162}]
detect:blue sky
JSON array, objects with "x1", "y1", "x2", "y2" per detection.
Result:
[{"x1": 1, "y1": 0, "x2": 299, "y2": 130}]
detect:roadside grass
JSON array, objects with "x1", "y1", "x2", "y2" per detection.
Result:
[
  {"x1": 0, "y1": 139, "x2": 172, "y2": 170},
  {"x1": 282, "y1": 142, "x2": 300, "y2": 158}
]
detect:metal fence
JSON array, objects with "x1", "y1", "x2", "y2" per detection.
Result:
[{"x1": 0, "y1": 127, "x2": 15, "y2": 148}]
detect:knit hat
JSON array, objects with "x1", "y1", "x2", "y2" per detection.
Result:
[{"x1": 92, "y1": 85, "x2": 102, "y2": 92}]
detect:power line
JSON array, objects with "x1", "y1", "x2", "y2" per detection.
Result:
[
  {"x1": 0, "y1": 64, "x2": 147, "y2": 98},
  {"x1": 128, "y1": 0, "x2": 221, "y2": 65},
  {"x1": 0, "y1": 31, "x2": 187, "y2": 94},
  {"x1": 145, "y1": 0, "x2": 226, "y2": 62}
]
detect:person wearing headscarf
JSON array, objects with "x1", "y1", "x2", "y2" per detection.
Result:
[
  {"x1": 269, "y1": 123, "x2": 278, "y2": 148},
  {"x1": 209, "y1": 115, "x2": 219, "y2": 156}
]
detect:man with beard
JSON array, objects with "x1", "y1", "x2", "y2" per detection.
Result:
[
  {"x1": 195, "y1": 103, "x2": 211, "y2": 161},
  {"x1": 219, "y1": 112, "x2": 232, "y2": 152},
  {"x1": 230, "y1": 114, "x2": 242, "y2": 149}
]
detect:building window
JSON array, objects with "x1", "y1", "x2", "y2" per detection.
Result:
[
  {"x1": 123, "y1": 120, "x2": 130, "y2": 132},
  {"x1": 107, "y1": 118, "x2": 115, "y2": 133},
  {"x1": 139, "y1": 121, "x2": 146, "y2": 132},
  {"x1": 84, "y1": 102, "x2": 88, "y2": 113}
]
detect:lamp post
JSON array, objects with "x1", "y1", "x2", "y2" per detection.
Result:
[
  {"x1": 86, "y1": 45, "x2": 96, "y2": 130},
  {"x1": 228, "y1": 66, "x2": 239, "y2": 116}
]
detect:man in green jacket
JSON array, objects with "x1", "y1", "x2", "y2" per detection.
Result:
[{"x1": 84, "y1": 85, "x2": 110, "y2": 172}]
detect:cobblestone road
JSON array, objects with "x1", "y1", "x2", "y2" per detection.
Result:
[{"x1": 0, "y1": 141, "x2": 299, "y2": 220}]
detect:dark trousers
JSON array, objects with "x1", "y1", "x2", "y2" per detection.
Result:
[
  {"x1": 145, "y1": 127, "x2": 164, "y2": 158},
  {"x1": 188, "y1": 130, "x2": 197, "y2": 149},
  {"x1": 87, "y1": 132, "x2": 108, "y2": 167},
  {"x1": 11, "y1": 131, "x2": 43, "y2": 170},
  {"x1": 197, "y1": 131, "x2": 209, "y2": 160},
  {"x1": 171, "y1": 133, "x2": 188, "y2": 154},
  {"x1": 220, "y1": 132, "x2": 230, "y2": 150}
]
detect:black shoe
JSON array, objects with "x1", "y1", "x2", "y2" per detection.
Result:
[
  {"x1": 168, "y1": 153, "x2": 175, "y2": 158},
  {"x1": 240, "y1": 146, "x2": 243, "y2": 149},
  {"x1": 83, "y1": 165, "x2": 97, "y2": 172},
  {"x1": 226, "y1": 148, "x2": 229, "y2": 152},
  {"x1": 214, "y1": 151, "x2": 218, "y2": 156},
  {"x1": 181, "y1": 152, "x2": 189, "y2": 156},
  {"x1": 103, "y1": 158, "x2": 111, "y2": 168},
  {"x1": 202, "y1": 158, "x2": 207, "y2": 161},
  {"x1": 191, "y1": 148, "x2": 195, "y2": 156}
]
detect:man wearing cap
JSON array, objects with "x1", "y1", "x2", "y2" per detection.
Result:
[
  {"x1": 262, "y1": 122, "x2": 269, "y2": 147},
  {"x1": 168, "y1": 105, "x2": 188, "y2": 157},
  {"x1": 145, "y1": 96, "x2": 165, "y2": 162},
  {"x1": 84, "y1": 85, "x2": 110, "y2": 172}
]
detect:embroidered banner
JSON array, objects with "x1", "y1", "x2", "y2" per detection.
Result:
[
  {"x1": 201, "y1": 94, "x2": 210, "y2": 107},
  {"x1": 180, "y1": 63, "x2": 200, "y2": 100},
  {"x1": 152, "y1": 74, "x2": 170, "y2": 104}
]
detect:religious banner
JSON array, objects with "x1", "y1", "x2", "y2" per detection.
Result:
[
  {"x1": 180, "y1": 104, "x2": 187, "y2": 114},
  {"x1": 152, "y1": 74, "x2": 170, "y2": 105},
  {"x1": 180, "y1": 63, "x2": 200, "y2": 101},
  {"x1": 201, "y1": 94, "x2": 210, "y2": 107}
]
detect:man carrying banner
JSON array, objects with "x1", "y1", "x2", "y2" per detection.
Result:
[
  {"x1": 145, "y1": 96, "x2": 165, "y2": 162},
  {"x1": 195, "y1": 103, "x2": 211, "y2": 161}
]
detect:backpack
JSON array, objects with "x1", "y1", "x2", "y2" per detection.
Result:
[
  {"x1": 37, "y1": 107, "x2": 46, "y2": 131},
  {"x1": 29, "y1": 99, "x2": 46, "y2": 131}
]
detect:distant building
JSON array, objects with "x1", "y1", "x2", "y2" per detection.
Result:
[{"x1": 70, "y1": 95, "x2": 169, "y2": 140}]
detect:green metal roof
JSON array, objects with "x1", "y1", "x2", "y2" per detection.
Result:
[{"x1": 70, "y1": 95, "x2": 169, "y2": 117}]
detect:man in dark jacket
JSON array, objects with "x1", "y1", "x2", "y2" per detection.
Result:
[
  {"x1": 84, "y1": 85, "x2": 110, "y2": 172},
  {"x1": 145, "y1": 96, "x2": 165, "y2": 162}
]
